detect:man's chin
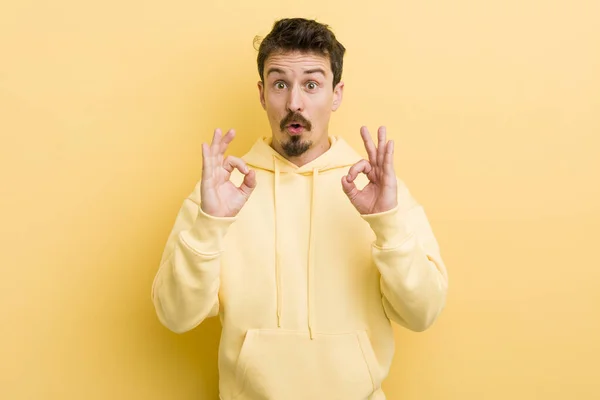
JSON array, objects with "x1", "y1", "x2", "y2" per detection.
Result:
[{"x1": 282, "y1": 135, "x2": 312, "y2": 157}]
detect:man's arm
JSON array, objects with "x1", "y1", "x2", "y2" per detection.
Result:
[
  {"x1": 361, "y1": 179, "x2": 448, "y2": 332},
  {"x1": 152, "y1": 128, "x2": 255, "y2": 334},
  {"x1": 342, "y1": 126, "x2": 448, "y2": 331}
]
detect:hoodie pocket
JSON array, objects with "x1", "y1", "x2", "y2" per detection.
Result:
[{"x1": 232, "y1": 329, "x2": 380, "y2": 400}]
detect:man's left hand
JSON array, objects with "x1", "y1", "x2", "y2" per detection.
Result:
[{"x1": 342, "y1": 126, "x2": 398, "y2": 215}]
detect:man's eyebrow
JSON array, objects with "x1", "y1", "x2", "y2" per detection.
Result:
[
  {"x1": 266, "y1": 67, "x2": 327, "y2": 77},
  {"x1": 304, "y1": 68, "x2": 326, "y2": 76}
]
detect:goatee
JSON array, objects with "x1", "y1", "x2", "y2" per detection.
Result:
[{"x1": 282, "y1": 135, "x2": 312, "y2": 157}]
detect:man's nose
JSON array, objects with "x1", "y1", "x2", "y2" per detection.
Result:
[{"x1": 286, "y1": 85, "x2": 304, "y2": 112}]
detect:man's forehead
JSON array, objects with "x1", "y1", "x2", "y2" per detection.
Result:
[{"x1": 265, "y1": 51, "x2": 331, "y2": 75}]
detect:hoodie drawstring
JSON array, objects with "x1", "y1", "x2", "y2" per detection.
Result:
[
  {"x1": 307, "y1": 168, "x2": 318, "y2": 339},
  {"x1": 272, "y1": 156, "x2": 318, "y2": 340},
  {"x1": 274, "y1": 159, "x2": 282, "y2": 327}
]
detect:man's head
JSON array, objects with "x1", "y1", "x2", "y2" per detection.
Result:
[{"x1": 256, "y1": 18, "x2": 346, "y2": 163}]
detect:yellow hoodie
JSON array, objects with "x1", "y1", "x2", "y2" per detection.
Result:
[{"x1": 151, "y1": 135, "x2": 448, "y2": 400}]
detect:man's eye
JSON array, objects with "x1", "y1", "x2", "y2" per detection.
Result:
[
  {"x1": 275, "y1": 82, "x2": 286, "y2": 89},
  {"x1": 307, "y1": 82, "x2": 317, "y2": 90}
]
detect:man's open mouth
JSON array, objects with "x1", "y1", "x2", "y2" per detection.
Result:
[
  {"x1": 280, "y1": 112, "x2": 311, "y2": 133},
  {"x1": 286, "y1": 123, "x2": 305, "y2": 134}
]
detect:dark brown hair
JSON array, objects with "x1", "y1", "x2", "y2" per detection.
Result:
[{"x1": 255, "y1": 18, "x2": 346, "y2": 88}]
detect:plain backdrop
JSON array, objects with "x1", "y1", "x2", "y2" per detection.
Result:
[{"x1": 1, "y1": 0, "x2": 599, "y2": 399}]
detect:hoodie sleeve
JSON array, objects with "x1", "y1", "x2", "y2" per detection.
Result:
[
  {"x1": 360, "y1": 179, "x2": 449, "y2": 332},
  {"x1": 151, "y1": 180, "x2": 236, "y2": 334}
]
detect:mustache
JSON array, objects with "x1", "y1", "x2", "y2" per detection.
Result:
[{"x1": 280, "y1": 112, "x2": 312, "y2": 131}]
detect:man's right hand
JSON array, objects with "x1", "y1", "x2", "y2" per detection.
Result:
[{"x1": 200, "y1": 128, "x2": 257, "y2": 218}]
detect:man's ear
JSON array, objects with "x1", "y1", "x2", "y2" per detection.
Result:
[
  {"x1": 332, "y1": 81, "x2": 344, "y2": 111},
  {"x1": 258, "y1": 81, "x2": 266, "y2": 110}
]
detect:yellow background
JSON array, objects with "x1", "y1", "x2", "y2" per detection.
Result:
[{"x1": 1, "y1": 0, "x2": 599, "y2": 398}]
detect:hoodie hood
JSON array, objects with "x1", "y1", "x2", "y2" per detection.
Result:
[{"x1": 241, "y1": 135, "x2": 362, "y2": 339}]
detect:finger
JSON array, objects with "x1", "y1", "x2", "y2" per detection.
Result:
[
  {"x1": 223, "y1": 155, "x2": 249, "y2": 174},
  {"x1": 202, "y1": 142, "x2": 213, "y2": 178},
  {"x1": 220, "y1": 129, "x2": 235, "y2": 155},
  {"x1": 377, "y1": 126, "x2": 387, "y2": 168},
  {"x1": 360, "y1": 126, "x2": 377, "y2": 166},
  {"x1": 383, "y1": 140, "x2": 396, "y2": 182},
  {"x1": 347, "y1": 159, "x2": 372, "y2": 182},
  {"x1": 239, "y1": 169, "x2": 257, "y2": 197},
  {"x1": 341, "y1": 174, "x2": 359, "y2": 199},
  {"x1": 211, "y1": 128, "x2": 222, "y2": 156}
]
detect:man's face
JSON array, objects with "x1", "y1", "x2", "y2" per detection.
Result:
[{"x1": 258, "y1": 51, "x2": 344, "y2": 159}]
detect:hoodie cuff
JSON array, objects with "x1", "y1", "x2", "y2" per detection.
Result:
[
  {"x1": 360, "y1": 205, "x2": 413, "y2": 249},
  {"x1": 181, "y1": 206, "x2": 237, "y2": 255}
]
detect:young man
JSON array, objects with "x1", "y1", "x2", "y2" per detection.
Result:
[{"x1": 152, "y1": 18, "x2": 448, "y2": 400}]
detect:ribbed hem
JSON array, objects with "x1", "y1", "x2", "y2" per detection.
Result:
[
  {"x1": 180, "y1": 206, "x2": 237, "y2": 254},
  {"x1": 360, "y1": 205, "x2": 413, "y2": 249}
]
